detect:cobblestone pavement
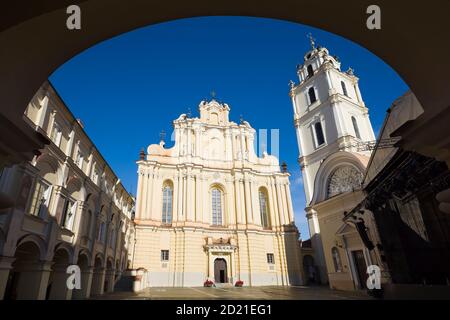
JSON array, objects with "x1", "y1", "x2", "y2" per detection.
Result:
[{"x1": 93, "y1": 285, "x2": 371, "y2": 300}]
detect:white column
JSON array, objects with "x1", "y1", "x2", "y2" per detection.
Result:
[
  {"x1": 280, "y1": 181, "x2": 290, "y2": 225},
  {"x1": 275, "y1": 180, "x2": 286, "y2": 226},
  {"x1": 186, "y1": 168, "x2": 194, "y2": 222},
  {"x1": 65, "y1": 128, "x2": 75, "y2": 157},
  {"x1": 239, "y1": 178, "x2": 246, "y2": 224},
  {"x1": 135, "y1": 168, "x2": 144, "y2": 220},
  {"x1": 37, "y1": 96, "x2": 49, "y2": 128},
  {"x1": 173, "y1": 174, "x2": 179, "y2": 223},
  {"x1": 267, "y1": 182, "x2": 278, "y2": 228},
  {"x1": 234, "y1": 176, "x2": 242, "y2": 224},
  {"x1": 240, "y1": 130, "x2": 246, "y2": 161},
  {"x1": 183, "y1": 171, "x2": 188, "y2": 220},
  {"x1": 86, "y1": 150, "x2": 94, "y2": 178},
  {"x1": 195, "y1": 173, "x2": 201, "y2": 222},
  {"x1": 331, "y1": 101, "x2": 344, "y2": 137},
  {"x1": 243, "y1": 176, "x2": 253, "y2": 224},
  {"x1": 186, "y1": 127, "x2": 192, "y2": 156},
  {"x1": 325, "y1": 69, "x2": 333, "y2": 94},
  {"x1": 177, "y1": 170, "x2": 184, "y2": 221},
  {"x1": 226, "y1": 179, "x2": 235, "y2": 226},
  {"x1": 284, "y1": 182, "x2": 295, "y2": 223},
  {"x1": 294, "y1": 121, "x2": 303, "y2": 158},
  {"x1": 142, "y1": 167, "x2": 150, "y2": 220},
  {"x1": 201, "y1": 176, "x2": 208, "y2": 224},
  {"x1": 195, "y1": 127, "x2": 201, "y2": 157},
  {"x1": 251, "y1": 179, "x2": 261, "y2": 226},
  {"x1": 149, "y1": 167, "x2": 158, "y2": 220}
]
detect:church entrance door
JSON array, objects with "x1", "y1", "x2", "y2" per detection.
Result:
[
  {"x1": 214, "y1": 258, "x2": 227, "y2": 283},
  {"x1": 352, "y1": 250, "x2": 368, "y2": 289}
]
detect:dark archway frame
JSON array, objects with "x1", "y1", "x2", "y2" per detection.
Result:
[{"x1": 1, "y1": 1, "x2": 449, "y2": 165}]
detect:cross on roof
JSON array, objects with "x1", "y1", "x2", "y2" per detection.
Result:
[
  {"x1": 307, "y1": 32, "x2": 316, "y2": 49},
  {"x1": 210, "y1": 90, "x2": 216, "y2": 99}
]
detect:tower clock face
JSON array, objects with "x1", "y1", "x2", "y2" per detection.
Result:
[{"x1": 326, "y1": 166, "x2": 363, "y2": 198}]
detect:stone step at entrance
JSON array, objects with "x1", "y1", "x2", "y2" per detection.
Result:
[{"x1": 214, "y1": 283, "x2": 233, "y2": 288}]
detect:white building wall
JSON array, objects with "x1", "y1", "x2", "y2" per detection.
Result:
[{"x1": 133, "y1": 99, "x2": 303, "y2": 287}]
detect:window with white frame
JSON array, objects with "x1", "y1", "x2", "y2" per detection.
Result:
[
  {"x1": 76, "y1": 150, "x2": 84, "y2": 170},
  {"x1": 91, "y1": 163, "x2": 99, "y2": 184},
  {"x1": 50, "y1": 122, "x2": 62, "y2": 147},
  {"x1": 161, "y1": 250, "x2": 169, "y2": 261},
  {"x1": 267, "y1": 253, "x2": 275, "y2": 264},
  {"x1": 61, "y1": 197, "x2": 76, "y2": 230},
  {"x1": 211, "y1": 187, "x2": 223, "y2": 226},
  {"x1": 351, "y1": 116, "x2": 361, "y2": 139},
  {"x1": 306, "y1": 64, "x2": 314, "y2": 78},
  {"x1": 97, "y1": 221, "x2": 106, "y2": 243},
  {"x1": 28, "y1": 179, "x2": 51, "y2": 217},
  {"x1": 259, "y1": 189, "x2": 270, "y2": 229},
  {"x1": 308, "y1": 87, "x2": 317, "y2": 105},
  {"x1": 341, "y1": 81, "x2": 348, "y2": 97},
  {"x1": 161, "y1": 184, "x2": 173, "y2": 224},
  {"x1": 313, "y1": 121, "x2": 326, "y2": 147}
]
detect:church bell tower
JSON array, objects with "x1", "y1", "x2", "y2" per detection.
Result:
[
  {"x1": 290, "y1": 35, "x2": 375, "y2": 205},
  {"x1": 289, "y1": 35, "x2": 376, "y2": 284}
]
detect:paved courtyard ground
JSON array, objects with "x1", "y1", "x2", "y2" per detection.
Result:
[{"x1": 93, "y1": 286, "x2": 371, "y2": 300}]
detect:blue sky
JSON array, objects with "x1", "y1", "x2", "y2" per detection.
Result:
[{"x1": 49, "y1": 16, "x2": 408, "y2": 238}]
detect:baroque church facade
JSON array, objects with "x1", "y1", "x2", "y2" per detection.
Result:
[
  {"x1": 133, "y1": 99, "x2": 303, "y2": 287},
  {"x1": 290, "y1": 39, "x2": 385, "y2": 290}
]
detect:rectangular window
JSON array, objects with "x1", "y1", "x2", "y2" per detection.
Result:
[
  {"x1": 267, "y1": 253, "x2": 275, "y2": 264},
  {"x1": 28, "y1": 180, "x2": 49, "y2": 217},
  {"x1": 161, "y1": 250, "x2": 169, "y2": 261},
  {"x1": 76, "y1": 151, "x2": 84, "y2": 170},
  {"x1": 211, "y1": 188, "x2": 223, "y2": 225},
  {"x1": 314, "y1": 122, "x2": 325, "y2": 147},
  {"x1": 51, "y1": 123, "x2": 62, "y2": 147},
  {"x1": 61, "y1": 198, "x2": 75, "y2": 228}
]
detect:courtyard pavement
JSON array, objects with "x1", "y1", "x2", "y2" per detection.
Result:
[{"x1": 92, "y1": 285, "x2": 371, "y2": 300}]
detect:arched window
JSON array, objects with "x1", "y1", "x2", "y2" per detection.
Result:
[
  {"x1": 259, "y1": 189, "x2": 270, "y2": 229},
  {"x1": 211, "y1": 188, "x2": 223, "y2": 226},
  {"x1": 331, "y1": 247, "x2": 343, "y2": 272},
  {"x1": 314, "y1": 122, "x2": 325, "y2": 147},
  {"x1": 341, "y1": 81, "x2": 348, "y2": 96},
  {"x1": 308, "y1": 87, "x2": 317, "y2": 104},
  {"x1": 307, "y1": 65, "x2": 314, "y2": 78},
  {"x1": 162, "y1": 184, "x2": 173, "y2": 224},
  {"x1": 351, "y1": 116, "x2": 361, "y2": 139}
]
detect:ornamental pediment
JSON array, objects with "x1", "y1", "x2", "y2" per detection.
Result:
[{"x1": 204, "y1": 236, "x2": 237, "y2": 252}]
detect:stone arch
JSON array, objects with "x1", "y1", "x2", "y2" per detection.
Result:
[
  {"x1": 46, "y1": 246, "x2": 72, "y2": 300},
  {"x1": 310, "y1": 151, "x2": 367, "y2": 205},
  {"x1": 15, "y1": 234, "x2": 47, "y2": 260},
  {"x1": 34, "y1": 153, "x2": 60, "y2": 185},
  {"x1": 65, "y1": 175, "x2": 83, "y2": 199},
  {"x1": 93, "y1": 252, "x2": 104, "y2": 268},
  {"x1": 52, "y1": 242, "x2": 74, "y2": 263},
  {"x1": 5, "y1": 240, "x2": 46, "y2": 300},
  {"x1": 76, "y1": 249, "x2": 91, "y2": 269},
  {"x1": 90, "y1": 253, "x2": 105, "y2": 296}
]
